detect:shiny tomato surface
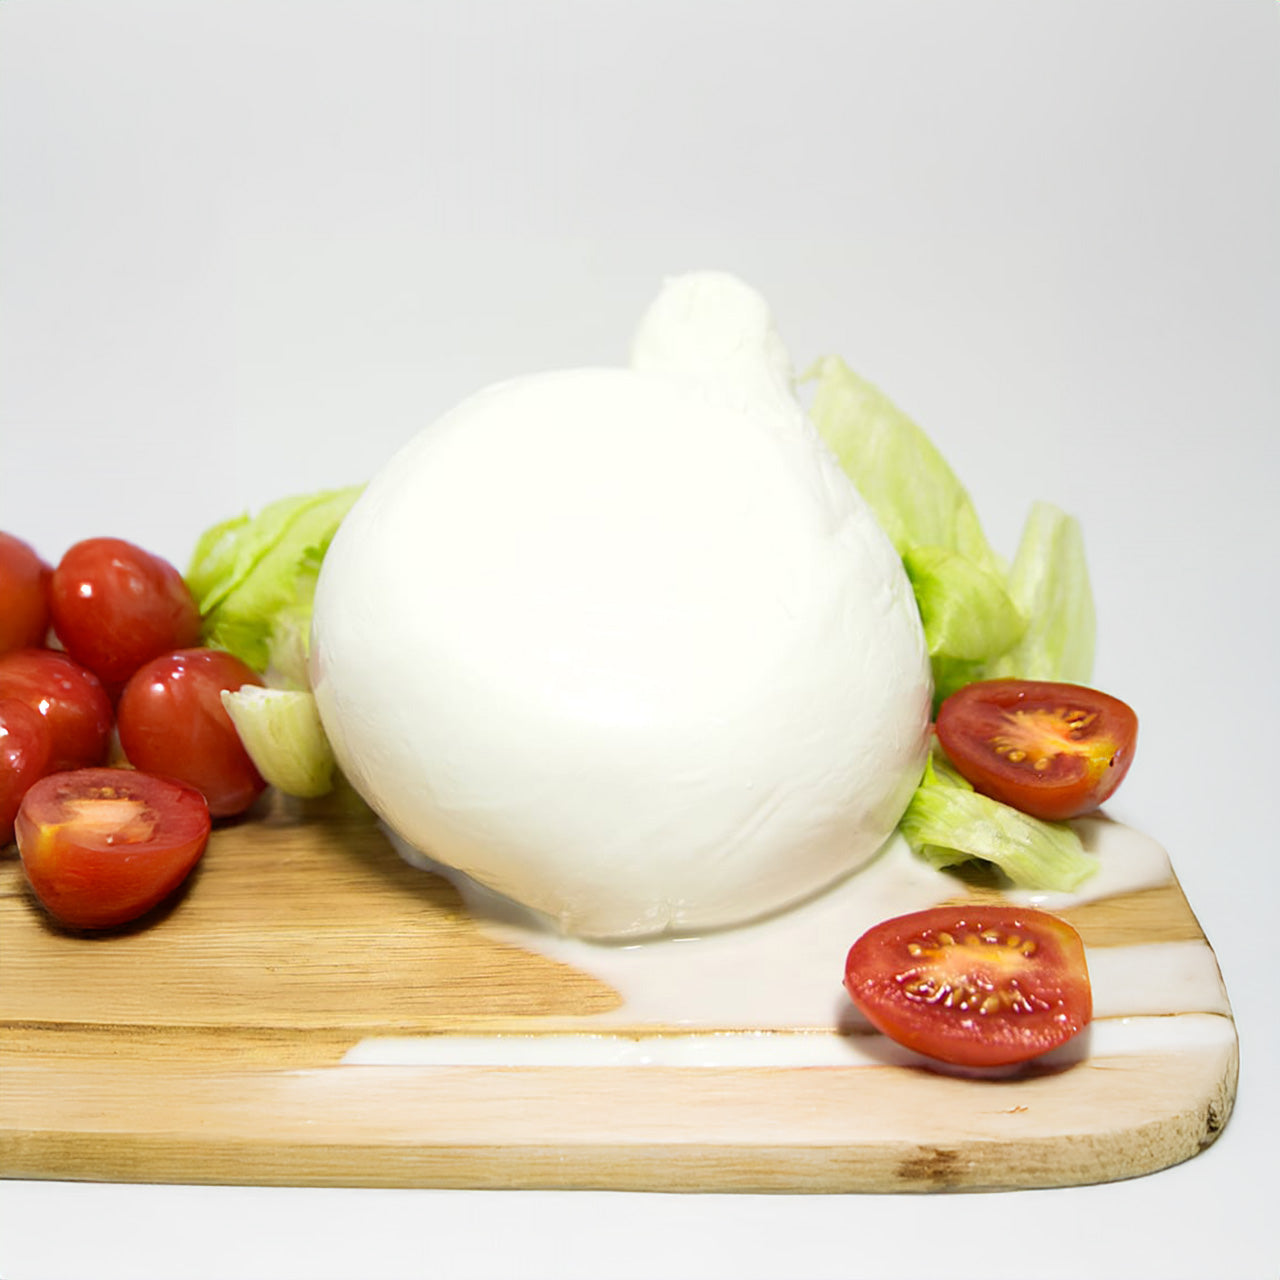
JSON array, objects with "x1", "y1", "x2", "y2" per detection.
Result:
[
  {"x1": 0, "y1": 698, "x2": 52, "y2": 845},
  {"x1": 116, "y1": 648, "x2": 266, "y2": 817},
  {"x1": 16, "y1": 767, "x2": 211, "y2": 929},
  {"x1": 935, "y1": 679, "x2": 1138, "y2": 822},
  {"x1": 0, "y1": 532, "x2": 52, "y2": 654},
  {"x1": 0, "y1": 649, "x2": 114, "y2": 772},
  {"x1": 844, "y1": 905, "x2": 1092, "y2": 1068},
  {"x1": 50, "y1": 537, "x2": 202, "y2": 687}
]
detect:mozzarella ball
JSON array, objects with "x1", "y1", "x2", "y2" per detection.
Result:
[{"x1": 310, "y1": 357, "x2": 932, "y2": 939}]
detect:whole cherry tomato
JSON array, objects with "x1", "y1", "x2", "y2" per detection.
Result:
[
  {"x1": 844, "y1": 905, "x2": 1092, "y2": 1068},
  {"x1": 935, "y1": 679, "x2": 1138, "y2": 822},
  {"x1": 0, "y1": 698, "x2": 52, "y2": 846},
  {"x1": 116, "y1": 648, "x2": 267, "y2": 817},
  {"x1": 0, "y1": 649, "x2": 113, "y2": 772},
  {"x1": 0, "y1": 532, "x2": 52, "y2": 654},
  {"x1": 50, "y1": 537, "x2": 202, "y2": 687},
  {"x1": 16, "y1": 767, "x2": 211, "y2": 929}
]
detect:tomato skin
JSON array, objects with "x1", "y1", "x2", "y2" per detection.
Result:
[
  {"x1": 0, "y1": 698, "x2": 53, "y2": 845},
  {"x1": 116, "y1": 648, "x2": 267, "y2": 818},
  {"x1": 0, "y1": 649, "x2": 114, "y2": 772},
  {"x1": 844, "y1": 905, "x2": 1092, "y2": 1068},
  {"x1": 0, "y1": 532, "x2": 52, "y2": 654},
  {"x1": 49, "y1": 537, "x2": 202, "y2": 688},
  {"x1": 16, "y1": 767, "x2": 211, "y2": 929},
  {"x1": 935, "y1": 679, "x2": 1138, "y2": 822}
]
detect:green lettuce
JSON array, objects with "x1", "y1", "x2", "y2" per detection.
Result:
[
  {"x1": 221, "y1": 686, "x2": 336, "y2": 797},
  {"x1": 809, "y1": 358, "x2": 1028, "y2": 703},
  {"x1": 988, "y1": 500, "x2": 1095, "y2": 684},
  {"x1": 901, "y1": 751, "x2": 1098, "y2": 892},
  {"x1": 808, "y1": 356, "x2": 1100, "y2": 890},
  {"x1": 808, "y1": 356, "x2": 1005, "y2": 575},
  {"x1": 902, "y1": 546, "x2": 1024, "y2": 662},
  {"x1": 187, "y1": 486, "x2": 362, "y2": 683}
]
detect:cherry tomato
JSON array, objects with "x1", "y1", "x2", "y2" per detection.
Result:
[
  {"x1": 935, "y1": 679, "x2": 1138, "y2": 822},
  {"x1": 844, "y1": 905, "x2": 1092, "y2": 1068},
  {"x1": 116, "y1": 648, "x2": 267, "y2": 817},
  {"x1": 0, "y1": 532, "x2": 52, "y2": 654},
  {"x1": 0, "y1": 649, "x2": 113, "y2": 772},
  {"x1": 16, "y1": 767, "x2": 211, "y2": 929},
  {"x1": 0, "y1": 698, "x2": 52, "y2": 846},
  {"x1": 49, "y1": 537, "x2": 202, "y2": 687}
]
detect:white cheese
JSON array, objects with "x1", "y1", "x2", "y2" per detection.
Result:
[{"x1": 309, "y1": 273, "x2": 932, "y2": 939}]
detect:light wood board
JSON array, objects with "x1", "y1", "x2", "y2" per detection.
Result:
[{"x1": 0, "y1": 788, "x2": 1237, "y2": 1192}]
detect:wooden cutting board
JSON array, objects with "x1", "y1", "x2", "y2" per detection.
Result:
[{"x1": 0, "y1": 786, "x2": 1237, "y2": 1193}]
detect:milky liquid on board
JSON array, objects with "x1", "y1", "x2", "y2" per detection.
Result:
[{"x1": 344, "y1": 816, "x2": 1233, "y2": 1068}]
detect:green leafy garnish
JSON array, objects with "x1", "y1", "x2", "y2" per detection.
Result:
[
  {"x1": 901, "y1": 544, "x2": 1026, "y2": 682},
  {"x1": 187, "y1": 486, "x2": 362, "y2": 682},
  {"x1": 987, "y1": 499, "x2": 1096, "y2": 684},
  {"x1": 221, "y1": 686, "x2": 336, "y2": 798},
  {"x1": 901, "y1": 752, "x2": 1098, "y2": 892},
  {"x1": 808, "y1": 356, "x2": 1006, "y2": 575},
  {"x1": 809, "y1": 357, "x2": 1032, "y2": 705},
  {"x1": 808, "y1": 356, "x2": 1101, "y2": 891}
]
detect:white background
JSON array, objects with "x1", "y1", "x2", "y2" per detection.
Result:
[{"x1": 1, "y1": 2, "x2": 1277, "y2": 1277}]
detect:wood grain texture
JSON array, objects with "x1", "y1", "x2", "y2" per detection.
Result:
[{"x1": 0, "y1": 789, "x2": 1238, "y2": 1192}]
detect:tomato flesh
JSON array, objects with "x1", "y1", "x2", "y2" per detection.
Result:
[
  {"x1": 844, "y1": 905, "x2": 1091, "y2": 1068},
  {"x1": 0, "y1": 698, "x2": 53, "y2": 845},
  {"x1": 116, "y1": 648, "x2": 267, "y2": 817},
  {"x1": 50, "y1": 537, "x2": 202, "y2": 687},
  {"x1": 0, "y1": 649, "x2": 114, "y2": 772},
  {"x1": 935, "y1": 679, "x2": 1138, "y2": 821},
  {"x1": 16, "y1": 767, "x2": 211, "y2": 929},
  {"x1": 0, "y1": 532, "x2": 52, "y2": 654}
]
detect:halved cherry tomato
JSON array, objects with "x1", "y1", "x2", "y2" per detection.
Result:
[
  {"x1": 49, "y1": 537, "x2": 202, "y2": 688},
  {"x1": 116, "y1": 648, "x2": 266, "y2": 817},
  {"x1": 0, "y1": 698, "x2": 52, "y2": 846},
  {"x1": 16, "y1": 768, "x2": 211, "y2": 929},
  {"x1": 0, "y1": 532, "x2": 52, "y2": 654},
  {"x1": 0, "y1": 649, "x2": 114, "y2": 772},
  {"x1": 844, "y1": 905, "x2": 1092, "y2": 1068},
  {"x1": 935, "y1": 679, "x2": 1138, "y2": 822}
]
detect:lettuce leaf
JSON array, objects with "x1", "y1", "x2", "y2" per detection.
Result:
[
  {"x1": 902, "y1": 544, "x2": 1025, "y2": 663},
  {"x1": 187, "y1": 486, "x2": 362, "y2": 681},
  {"x1": 901, "y1": 752, "x2": 1098, "y2": 892},
  {"x1": 987, "y1": 500, "x2": 1096, "y2": 685},
  {"x1": 221, "y1": 686, "x2": 336, "y2": 797},
  {"x1": 808, "y1": 356, "x2": 1100, "y2": 890},
  {"x1": 809, "y1": 358, "x2": 1026, "y2": 700},
  {"x1": 808, "y1": 356, "x2": 1006, "y2": 576}
]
